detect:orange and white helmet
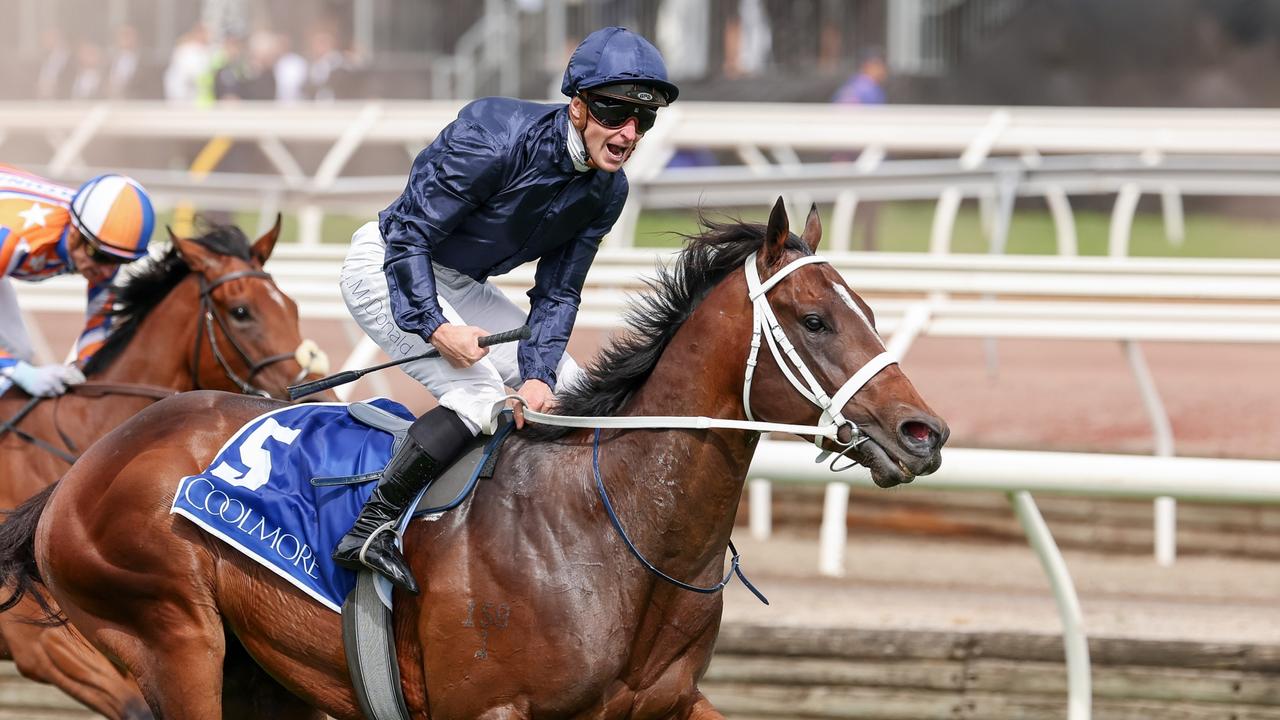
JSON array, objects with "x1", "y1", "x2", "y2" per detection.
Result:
[{"x1": 69, "y1": 174, "x2": 155, "y2": 261}]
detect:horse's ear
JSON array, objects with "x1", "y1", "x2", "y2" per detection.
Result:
[
  {"x1": 170, "y1": 227, "x2": 214, "y2": 275},
  {"x1": 801, "y1": 203, "x2": 821, "y2": 252},
  {"x1": 761, "y1": 196, "x2": 790, "y2": 268},
  {"x1": 251, "y1": 214, "x2": 282, "y2": 266}
]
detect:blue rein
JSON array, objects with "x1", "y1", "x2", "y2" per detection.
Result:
[{"x1": 592, "y1": 429, "x2": 769, "y2": 605}]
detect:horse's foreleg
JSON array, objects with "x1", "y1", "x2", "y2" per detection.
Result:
[
  {"x1": 1, "y1": 597, "x2": 151, "y2": 720},
  {"x1": 90, "y1": 605, "x2": 227, "y2": 720},
  {"x1": 683, "y1": 692, "x2": 727, "y2": 720}
]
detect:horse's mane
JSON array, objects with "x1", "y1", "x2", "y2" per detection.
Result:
[
  {"x1": 83, "y1": 223, "x2": 254, "y2": 376},
  {"x1": 527, "y1": 216, "x2": 812, "y2": 441}
]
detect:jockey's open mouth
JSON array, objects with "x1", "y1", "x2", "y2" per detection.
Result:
[{"x1": 604, "y1": 140, "x2": 632, "y2": 163}]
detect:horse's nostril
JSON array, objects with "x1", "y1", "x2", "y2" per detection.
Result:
[
  {"x1": 900, "y1": 419, "x2": 940, "y2": 453},
  {"x1": 903, "y1": 421, "x2": 931, "y2": 442}
]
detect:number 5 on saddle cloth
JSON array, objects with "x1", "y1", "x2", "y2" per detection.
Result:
[{"x1": 170, "y1": 398, "x2": 512, "y2": 612}]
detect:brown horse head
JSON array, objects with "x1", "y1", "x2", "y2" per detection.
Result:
[
  {"x1": 558, "y1": 196, "x2": 947, "y2": 488},
  {"x1": 83, "y1": 216, "x2": 330, "y2": 399},
  {"x1": 741, "y1": 198, "x2": 947, "y2": 486}
]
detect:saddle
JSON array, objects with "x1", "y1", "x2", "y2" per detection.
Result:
[
  {"x1": 314, "y1": 401, "x2": 510, "y2": 516},
  {"x1": 336, "y1": 401, "x2": 514, "y2": 720}
]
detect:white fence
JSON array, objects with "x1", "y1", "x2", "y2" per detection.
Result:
[{"x1": 9, "y1": 101, "x2": 1280, "y2": 248}]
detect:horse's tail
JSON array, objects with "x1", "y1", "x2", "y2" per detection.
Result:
[{"x1": 0, "y1": 484, "x2": 63, "y2": 622}]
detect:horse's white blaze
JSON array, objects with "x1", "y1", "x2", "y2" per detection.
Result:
[{"x1": 833, "y1": 283, "x2": 875, "y2": 332}]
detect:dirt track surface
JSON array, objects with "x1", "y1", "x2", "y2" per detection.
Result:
[
  {"x1": 720, "y1": 532, "x2": 1280, "y2": 645},
  {"x1": 900, "y1": 336, "x2": 1280, "y2": 460}
]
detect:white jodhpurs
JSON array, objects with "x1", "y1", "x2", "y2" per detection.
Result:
[
  {"x1": 0, "y1": 278, "x2": 35, "y2": 395},
  {"x1": 341, "y1": 221, "x2": 584, "y2": 435},
  {"x1": 0, "y1": 279, "x2": 34, "y2": 364}
]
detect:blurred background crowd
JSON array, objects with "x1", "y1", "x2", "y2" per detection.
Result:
[{"x1": 6, "y1": 0, "x2": 1280, "y2": 107}]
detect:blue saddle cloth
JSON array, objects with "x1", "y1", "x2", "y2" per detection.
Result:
[{"x1": 170, "y1": 398, "x2": 414, "y2": 612}]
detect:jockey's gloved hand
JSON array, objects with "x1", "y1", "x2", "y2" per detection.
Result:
[{"x1": 8, "y1": 361, "x2": 86, "y2": 397}]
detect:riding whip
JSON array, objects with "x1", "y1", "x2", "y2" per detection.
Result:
[{"x1": 287, "y1": 326, "x2": 531, "y2": 400}]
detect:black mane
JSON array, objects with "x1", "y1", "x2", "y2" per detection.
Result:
[
  {"x1": 82, "y1": 223, "x2": 253, "y2": 376},
  {"x1": 528, "y1": 217, "x2": 812, "y2": 440}
]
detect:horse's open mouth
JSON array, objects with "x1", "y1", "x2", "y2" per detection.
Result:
[
  {"x1": 855, "y1": 437, "x2": 916, "y2": 488},
  {"x1": 841, "y1": 429, "x2": 943, "y2": 488}
]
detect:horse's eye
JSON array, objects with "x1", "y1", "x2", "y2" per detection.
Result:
[
  {"x1": 230, "y1": 306, "x2": 252, "y2": 321},
  {"x1": 803, "y1": 314, "x2": 826, "y2": 332}
]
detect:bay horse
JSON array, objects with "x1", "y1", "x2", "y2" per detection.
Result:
[
  {"x1": 0, "y1": 200, "x2": 946, "y2": 719},
  {"x1": 0, "y1": 218, "x2": 331, "y2": 719}
]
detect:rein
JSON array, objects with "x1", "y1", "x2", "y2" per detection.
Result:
[
  {"x1": 517, "y1": 251, "x2": 894, "y2": 603},
  {"x1": 68, "y1": 381, "x2": 178, "y2": 400},
  {"x1": 0, "y1": 382, "x2": 179, "y2": 465},
  {"x1": 193, "y1": 270, "x2": 296, "y2": 397},
  {"x1": 591, "y1": 429, "x2": 769, "y2": 604},
  {"x1": 520, "y1": 251, "x2": 898, "y2": 449},
  {"x1": 0, "y1": 397, "x2": 77, "y2": 464}
]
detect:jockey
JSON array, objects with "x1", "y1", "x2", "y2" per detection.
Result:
[
  {"x1": 0, "y1": 168, "x2": 154, "y2": 397},
  {"x1": 336, "y1": 26, "x2": 679, "y2": 592}
]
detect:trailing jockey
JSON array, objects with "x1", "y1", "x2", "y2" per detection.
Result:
[
  {"x1": 0, "y1": 168, "x2": 155, "y2": 397},
  {"x1": 336, "y1": 27, "x2": 679, "y2": 593}
]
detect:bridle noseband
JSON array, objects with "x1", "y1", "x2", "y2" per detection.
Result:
[{"x1": 194, "y1": 269, "x2": 297, "y2": 397}]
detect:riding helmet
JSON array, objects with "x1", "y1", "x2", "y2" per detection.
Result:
[
  {"x1": 561, "y1": 27, "x2": 679, "y2": 106},
  {"x1": 70, "y1": 174, "x2": 155, "y2": 261}
]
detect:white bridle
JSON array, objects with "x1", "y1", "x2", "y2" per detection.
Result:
[
  {"x1": 516, "y1": 251, "x2": 898, "y2": 453},
  {"x1": 742, "y1": 251, "x2": 897, "y2": 448}
]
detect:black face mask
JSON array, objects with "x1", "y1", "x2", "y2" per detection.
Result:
[{"x1": 581, "y1": 93, "x2": 659, "y2": 133}]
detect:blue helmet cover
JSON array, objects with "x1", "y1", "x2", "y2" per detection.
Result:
[{"x1": 561, "y1": 27, "x2": 680, "y2": 104}]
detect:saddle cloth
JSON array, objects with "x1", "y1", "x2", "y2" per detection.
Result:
[{"x1": 171, "y1": 398, "x2": 429, "y2": 612}]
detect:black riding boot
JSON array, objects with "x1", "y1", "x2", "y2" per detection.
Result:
[{"x1": 333, "y1": 406, "x2": 473, "y2": 594}]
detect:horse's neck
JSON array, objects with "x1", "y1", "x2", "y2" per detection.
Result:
[
  {"x1": 94, "y1": 278, "x2": 201, "y2": 390},
  {"x1": 599, "y1": 310, "x2": 758, "y2": 577}
]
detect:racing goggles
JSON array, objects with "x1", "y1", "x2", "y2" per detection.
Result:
[
  {"x1": 83, "y1": 235, "x2": 129, "y2": 265},
  {"x1": 581, "y1": 93, "x2": 659, "y2": 133}
]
